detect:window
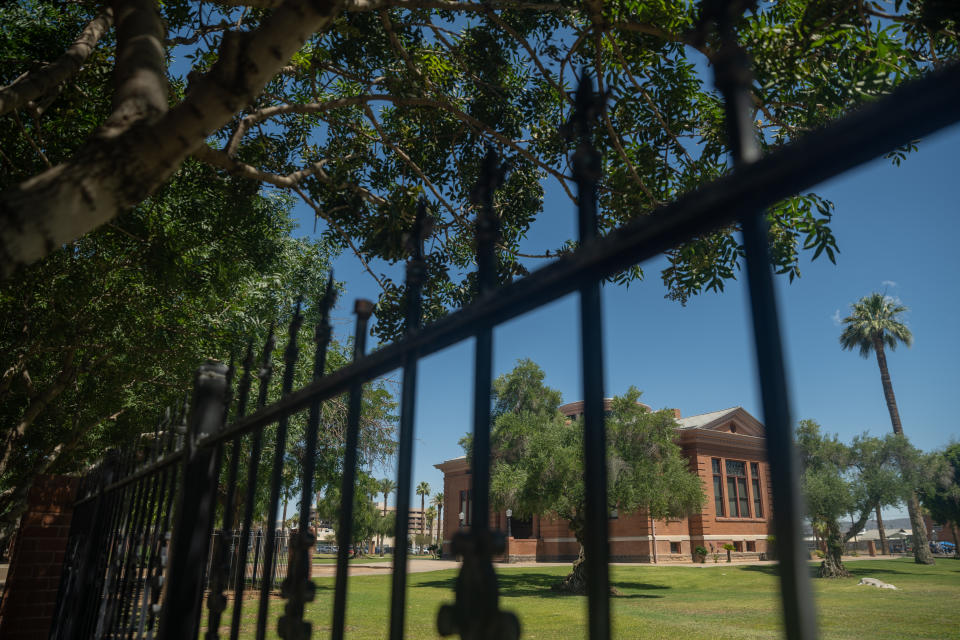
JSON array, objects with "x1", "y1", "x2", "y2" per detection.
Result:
[
  {"x1": 725, "y1": 460, "x2": 750, "y2": 518},
  {"x1": 751, "y1": 463, "x2": 763, "y2": 517},
  {"x1": 733, "y1": 541, "x2": 743, "y2": 552},
  {"x1": 711, "y1": 458, "x2": 724, "y2": 516},
  {"x1": 459, "y1": 490, "x2": 472, "y2": 525},
  {"x1": 670, "y1": 541, "x2": 681, "y2": 554},
  {"x1": 609, "y1": 508, "x2": 618, "y2": 519},
  {"x1": 746, "y1": 541, "x2": 756, "y2": 552}
]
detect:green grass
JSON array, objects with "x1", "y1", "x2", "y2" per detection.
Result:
[{"x1": 210, "y1": 558, "x2": 960, "y2": 639}]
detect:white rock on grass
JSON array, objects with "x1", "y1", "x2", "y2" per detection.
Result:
[{"x1": 858, "y1": 577, "x2": 898, "y2": 590}]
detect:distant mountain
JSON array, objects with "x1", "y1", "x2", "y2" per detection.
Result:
[
  {"x1": 801, "y1": 517, "x2": 912, "y2": 535},
  {"x1": 867, "y1": 518, "x2": 912, "y2": 531}
]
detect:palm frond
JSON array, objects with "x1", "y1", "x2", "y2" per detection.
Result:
[{"x1": 838, "y1": 292, "x2": 912, "y2": 357}]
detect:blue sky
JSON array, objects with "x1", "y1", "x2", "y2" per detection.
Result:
[
  {"x1": 293, "y1": 119, "x2": 960, "y2": 519},
  {"x1": 165, "y1": 11, "x2": 958, "y2": 521}
]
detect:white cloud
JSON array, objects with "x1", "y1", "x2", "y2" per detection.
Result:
[
  {"x1": 882, "y1": 280, "x2": 898, "y2": 288},
  {"x1": 831, "y1": 309, "x2": 843, "y2": 326}
]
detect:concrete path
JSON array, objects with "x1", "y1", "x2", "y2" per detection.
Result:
[
  {"x1": 310, "y1": 553, "x2": 913, "y2": 577},
  {"x1": 311, "y1": 558, "x2": 461, "y2": 578}
]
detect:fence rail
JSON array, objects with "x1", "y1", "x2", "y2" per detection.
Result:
[{"x1": 48, "y1": 3, "x2": 960, "y2": 639}]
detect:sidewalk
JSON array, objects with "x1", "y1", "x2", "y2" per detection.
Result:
[{"x1": 309, "y1": 553, "x2": 916, "y2": 577}]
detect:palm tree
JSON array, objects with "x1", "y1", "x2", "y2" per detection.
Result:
[
  {"x1": 416, "y1": 481, "x2": 430, "y2": 552},
  {"x1": 840, "y1": 292, "x2": 933, "y2": 564},
  {"x1": 378, "y1": 478, "x2": 396, "y2": 557},
  {"x1": 431, "y1": 492, "x2": 444, "y2": 547},
  {"x1": 425, "y1": 506, "x2": 437, "y2": 553}
]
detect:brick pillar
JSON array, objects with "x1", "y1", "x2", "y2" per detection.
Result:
[{"x1": 0, "y1": 475, "x2": 79, "y2": 640}]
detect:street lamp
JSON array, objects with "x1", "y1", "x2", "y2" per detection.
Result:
[
  {"x1": 459, "y1": 511, "x2": 465, "y2": 529},
  {"x1": 506, "y1": 508, "x2": 513, "y2": 538}
]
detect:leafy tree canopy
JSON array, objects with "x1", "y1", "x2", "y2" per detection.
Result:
[
  {"x1": 461, "y1": 359, "x2": 703, "y2": 592},
  {"x1": 3, "y1": 1, "x2": 958, "y2": 337},
  {"x1": 318, "y1": 471, "x2": 382, "y2": 552},
  {"x1": 922, "y1": 442, "x2": 960, "y2": 554},
  {"x1": 0, "y1": 154, "x2": 346, "y2": 536},
  {"x1": 795, "y1": 419, "x2": 932, "y2": 577}
]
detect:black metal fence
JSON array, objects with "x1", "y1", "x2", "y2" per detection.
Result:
[
  {"x1": 48, "y1": 4, "x2": 960, "y2": 640},
  {"x1": 206, "y1": 529, "x2": 291, "y2": 593}
]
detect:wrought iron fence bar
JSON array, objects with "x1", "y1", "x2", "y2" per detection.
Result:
[
  {"x1": 117, "y1": 443, "x2": 162, "y2": 636},
  {"x1": 94, "y1": 453, "x2": 138, "y2": 640},
  {"x1": 279, "y1": 278, "x2": 336, "y2": 640},
  {"x1": 570, "y1": 74, "x2": 612, "y2": 640},
  {"x1": 708, "y1": 9, "x2": 820, "y2": 636},
  {"x1": 469, "y1": 147, "x2": 501, "y2": 539},
  {"x1": 87, "y1": 454, "x2": 130, "y2": 640},
  {"x1": 74, "y1": 448, "x2": 185, "y2": 507},
  {"x1": 157, "y1": 362, "x2": 230, "y2": 640},
  {"x1": 58, "y1": 453, "x2": 119, "y2": 640},
  {"x1": 134, "y1": 462, "x2": 175, "y2": 640},
  {"x1": 207, "y1": 348, "x2": 253, "y2": 640},
  {"x1": 742, "y1": 213, "x2": 818, "y2": 639},
  {"x1": 198, "y1": 62, "x2": 960, "y2": 451},
  {"x1": 331, "y1": 299, "x2": 374, "y2": 640},
  {"x1": 115, "y1": 468, "x2": 157, "y2": 636},
  {"x1": 255, "y1": 303, "x2": 304, "y2": 640},
  {"x1": 229, "y1": 327, "x2": 277, "y2": 640},
  {"x1": 388, "y1": 201, "x2": 428, "y2": 640}
]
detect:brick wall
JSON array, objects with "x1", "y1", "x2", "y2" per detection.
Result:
[{"x1": 0, "y1": 475, "x2": 79, "y2": 640}]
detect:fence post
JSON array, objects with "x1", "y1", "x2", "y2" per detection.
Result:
[{"x1": 157, "y1": 361, "x2": 229, "y2": 640}]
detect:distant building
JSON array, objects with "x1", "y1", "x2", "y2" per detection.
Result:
[
  {"x1": 435, "y1": 401, "x2": 774, "y2": 563},
  {"x1": 375, "y1": 503, "x2": 439, "y2": 550}
]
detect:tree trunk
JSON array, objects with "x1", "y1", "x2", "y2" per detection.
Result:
[
  {"x1": 906, "y1": 493, "x2": 935, "y2": 564},
  {"x1": 872, "y1": 338, "x2": 934, "y2": 565},
  {"x1": 876, "y1": 505, "x2": 888, "y2": 555},
  {"x1": 552, "y1": 540, "x2": 622, "y2": 595},
  {"x1": 381, "y1": 491, "x2": 388, "y2": 557},
  {"x1": 872, "y1": 338, "x2": 903, "y2": 435},
  {"x1": 552, "y1": 544, "x2": 589, "y2": 594},
  {"x1": 817, "y1": 524, "x2": 850, "y2": 578},
  {"x1": 952, "y1": 523, "x2": 959, "y2": 558}
]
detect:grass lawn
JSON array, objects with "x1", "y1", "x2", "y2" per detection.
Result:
[{"x1": 211, "y1": 558, "x2": 959, "y2": 639}]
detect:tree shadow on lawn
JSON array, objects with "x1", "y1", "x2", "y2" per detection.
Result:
[
  {"x1": 739, "y1": 562, "x2": 920, "y2": 579},
  {"x1": 414, "y1": 572, "x2": 668, "y2": 599}
]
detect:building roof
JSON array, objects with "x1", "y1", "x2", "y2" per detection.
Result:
[{"x1": 676, "y1": 407, "x2": 741, "y2": 430}]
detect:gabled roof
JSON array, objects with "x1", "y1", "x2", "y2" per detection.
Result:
[
  {"x1": 676, "y1": 406, "x2": 765, "y2": 437},
  {"x1": 676, "y1": 407, "x2": 740, "y2": 430}
]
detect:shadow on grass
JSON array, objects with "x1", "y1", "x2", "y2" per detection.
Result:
[
  {"x1": 739, "y1": 559, "x2": 930, "y2": 580},
  {"x1": 413, "y1": 572, "x2": 667, "y2": 599}
]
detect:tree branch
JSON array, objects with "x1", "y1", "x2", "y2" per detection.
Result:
[
  {"x1": 0, "y1": 8, "x2": 114, "y2": 117},
  {"x1": 0, "y1": 0, "x2": 347, "y2": 276},
  {"x1": 361, "y1": 103, "x2": 466, "y2": 227},
  {"x1": 194, "y1": 144, "x2": 330, "y2": 187},
  {"x1": 103, "y1": 0, "x2": 168, "y2": 134},
  {"x1": 196, "y1": 144, "x2": 387, "y2": 205},
  {"x1": 0, "y1": 348, "x2": 78, "y2": 477},
  {"x1": 292, "y1": 185, "x2": 387, "y2": 291}
]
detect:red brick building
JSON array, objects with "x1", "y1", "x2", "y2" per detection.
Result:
[{"x1": 435, "y1": 402, "x2": 774, "y2": 563}]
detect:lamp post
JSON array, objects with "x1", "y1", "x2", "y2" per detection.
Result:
[
  {"x1": 506, "y1": 509, "x2": 513, "y2": 539},
  {"x1": 459, "y1": 511, "x2": 465, "y2": 529}
]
